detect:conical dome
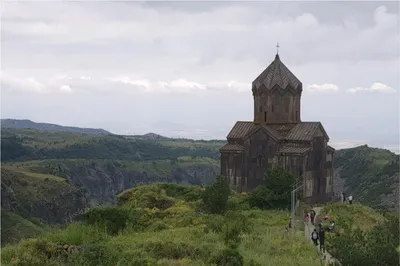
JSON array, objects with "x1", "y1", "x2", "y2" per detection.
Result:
[{"x1": 253, "y1": 54, "x2": 302, "y2": 92}]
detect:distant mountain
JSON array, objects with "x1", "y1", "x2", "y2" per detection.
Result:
[
  {"x1": 129, "y1": 132, "x2": 171, "y2": 140},
  {"x1": 1, "y1": 119, "x2": 111, "y2": 135}
]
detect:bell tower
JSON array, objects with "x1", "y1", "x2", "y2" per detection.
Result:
[{"x1": 252, "y1": 47, "x2": 303, "y2": 125}]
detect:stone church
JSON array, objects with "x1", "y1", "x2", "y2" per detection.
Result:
[{"x1": 220, "y1": 52, "x2": 334, "y2": 203}]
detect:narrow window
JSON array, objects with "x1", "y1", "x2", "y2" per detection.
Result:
[
  {"x1": 271, "y1": 105, "x2": 274, "y2": 112},
  {"x1": 264, "y1": 112, "x2": 267, "y2": 122}
]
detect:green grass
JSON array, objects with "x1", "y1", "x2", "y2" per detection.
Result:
[
  {"x1": 320, "y1": 203, "x2": 386, "y2": 231},
  {"x1": 1, "y1": 211, "x2": 46, "y2": 246},
  {"x1": 2, "y1": 165, "x2": 65, "y2": 182},
  {"x1": 1, "y1": 183, "x2": 321, "y2": 266}
]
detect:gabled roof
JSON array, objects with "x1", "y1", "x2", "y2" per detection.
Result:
[
  {"x1": 226, "y1": 121, "x2": 329, "y2": 142},
  {"x1": 253, "y1": 54, "x2": 302, "y2": 92},
  {"x1": 278, "y1": 144, "x2": 310, "y2": 156},
  {"x1": 226, "y1": 121, "x2": 255, "y2": 140},
  {"x1": 220, "y1": 143, "x2": 244, "y2": 152},
  {"x1": 327, "y1": 145, "x2": 335, "y2": 153},
  {"x1": 286, "y1": 122, "x2": 330, "y2": 142},
  {"x1": 243, "y1": 124, "x2": 282, "y2": 142}
]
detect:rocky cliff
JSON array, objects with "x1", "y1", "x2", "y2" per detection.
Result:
[
  {"x1": 29, "y1": 160, "x2": 219, "y2": 205},
  {"x1": 1, "y1": 168, "x2": 90, "y2": 225}
]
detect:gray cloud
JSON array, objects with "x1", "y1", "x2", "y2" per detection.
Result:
[{"x1": 1, "y1": 1, "x2": 399, "y2": 152}]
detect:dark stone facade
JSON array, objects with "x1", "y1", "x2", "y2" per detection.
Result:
[{"x1": 220, "y1": 53, "x2": 335, "y2": 204}]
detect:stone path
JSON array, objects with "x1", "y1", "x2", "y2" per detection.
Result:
[{"x1": 304, "y1": 207, "x2": 337, "y2": 265}]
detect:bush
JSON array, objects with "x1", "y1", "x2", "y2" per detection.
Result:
[
  {"x1": 79, "y1": 207, "x2": 130, "y2": 235},
  {"x1": 142, "y1": 240, "x2": 201, "y2": 260},
  {"x1": 212, "y1": 248, "x2": 244, "y2": 266},
  {"x1": 202, "y1": 175, "x2": 230, "y2": 214}
]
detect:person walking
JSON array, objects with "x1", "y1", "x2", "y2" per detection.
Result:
[
  {"x1": 319, "y1": 228, "x2": 326, "y2": 253},
  {"x1": 328, "y1": 220, "x2": 335, "y2": 232},
  {"x1": 342, "y1": 192, "x2": 346, "y2": 204},
  {"x1": 348, "y1": 195, "x2": 353, "y2": 205},
  {"x1": 310, "y1": 209, "x2": 316, "y2": 225},
  {"x1": 311, "y1": 229, "x2": 319, "y2": 246},
  {"x1": 305, "y1": 214, "x2": 310, "y2": 223}
]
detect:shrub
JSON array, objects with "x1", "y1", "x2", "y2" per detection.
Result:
[
  {"x1": 202, "y1": 175, "x2": 230, "y2": 214},
  {"x1": 79, "y1": 207, "x2": 130, "y2": 235},
  {"x1": 211, "y1": 248, "x2": 244, "y2": 266},
  {"x1": 142, "y1": 240, "x2": 200, "y2": 260}
]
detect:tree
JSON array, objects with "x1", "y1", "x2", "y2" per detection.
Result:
[
  {"x1": 202, "y1": 175, "x2": 230, "y2": 214},
  {"x1": 248, "y1": 168, "x2": 295, "y2": 210}
]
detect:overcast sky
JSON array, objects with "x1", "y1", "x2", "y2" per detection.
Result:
[{"x1": 1, "y1": 1, "x2": 399, "y2": 152}]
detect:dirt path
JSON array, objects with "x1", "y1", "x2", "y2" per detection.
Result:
[{"x1": 304, "y1": 207, "x2": 338, "y2": 265}]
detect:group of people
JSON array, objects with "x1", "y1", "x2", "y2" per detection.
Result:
[
  {"x1": 305, "y1": 209, "x2": 316, "y2": 225},
  {"x1": 341, "y1": 193, "x2": 353, "y2": 204},
  {"x1": 305, "y1": 209, "x2": 337, "y2": 254}
]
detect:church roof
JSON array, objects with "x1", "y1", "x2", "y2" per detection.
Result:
[
  {"x1": 219, "y1": 143, "x2": 244, "y2": 152},
  {"x1": 278, "y1": 145, "x2": 310, "y2": 155},
  {"x1": 226, "y1": 121, "x2": 282, "y2": 141},
  {"x1": 225, "y1": 121, "x2": 329, "y2": 142},
  {"x1": 226, "y1": 121, "x2": 255, "y2": 140},
  {"x1": 252, "y1": 54, "x2": 302, "y2": 91},
  {"x1": 286, "y1": 122, "x2": 329, "y2": 141}
]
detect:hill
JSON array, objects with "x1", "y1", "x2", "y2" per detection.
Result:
[
  {"x1": 1, "y1": 119, "x2": 111, "y2": 135},
  {"x1": 333, "y1": 145, "x2": 399, "y2": 210},
  {"x1": 319, "y1": 203, "x2": 399, "y2": 266}
]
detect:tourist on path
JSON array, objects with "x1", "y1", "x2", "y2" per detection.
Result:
[
  {"x1": 328, "y1": 221, "x2": 335, "y2": 232},
  {"x1": 342, "y1": 192, "x2": 346, "y2": 203},
  {"x1": 310, "y1": 209, "x2": 316, "y2": 225},
  {"x1": 319, "y1": 228, "x2": 326, "y2": 253},
  {"x1": 348, "y1": 195, "x2": 353, "y2": 205},
  {"x1": 311, "y1": 229, "x2": 319, "y2": 246}
]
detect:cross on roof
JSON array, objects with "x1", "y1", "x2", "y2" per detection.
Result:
[{"x1": 276, "y1": 42, "x2": 280, "y2": 54}]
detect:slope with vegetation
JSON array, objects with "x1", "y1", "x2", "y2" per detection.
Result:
[
  {"x1": 320, "y1": 203, "x2": 399, "y2": 266},
  {"x1": 1, "y1": 167, "x2": 89, "y2": 246},
  {"x1": 1, "y1": 178, "x2": 321, "y2": 266}
]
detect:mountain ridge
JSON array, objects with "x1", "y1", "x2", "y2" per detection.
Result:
[{"x1": 1, "y1": 119, "x2": 112, "y2": 135}]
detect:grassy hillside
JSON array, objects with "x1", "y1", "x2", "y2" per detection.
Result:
[
  {"x1": 319, "y1": 203, "x2": 399, "y2": 266},
  {"x1": 1, "y1": 183, "x2": 321, "y2": 266},
  {"x1": 334, "y1": 145, "x2": 399, "y2": 210},
  {"x1": 1, "y1": 167, "x2": 90, "y2": 246}
]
